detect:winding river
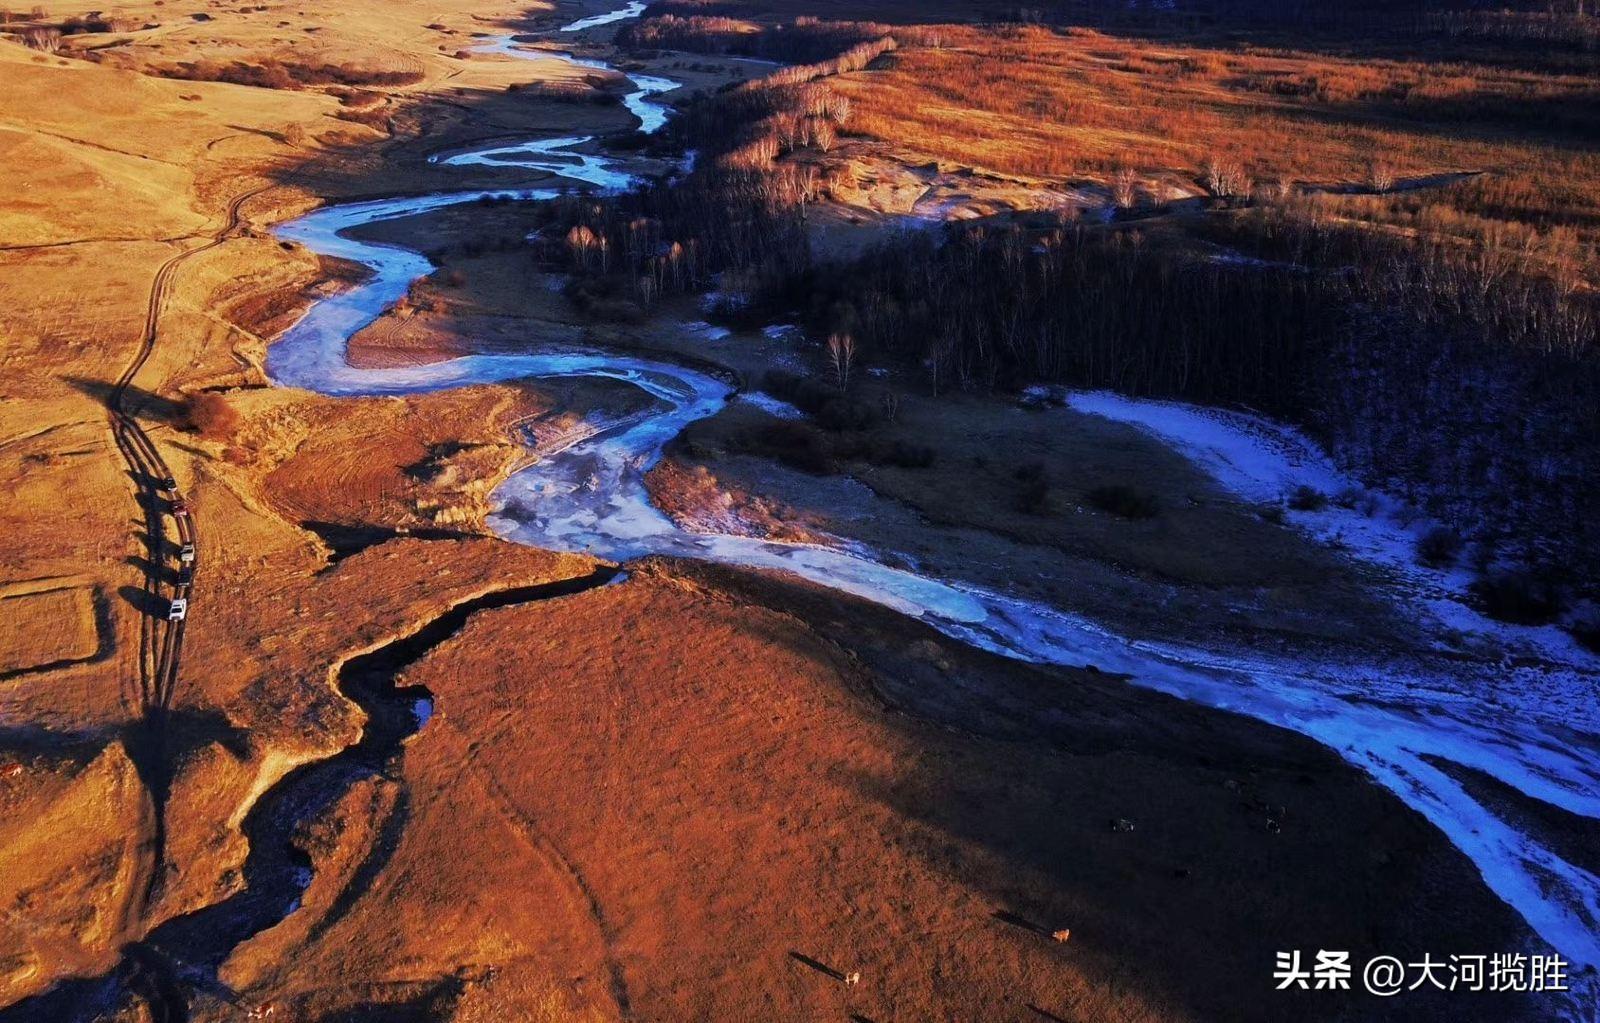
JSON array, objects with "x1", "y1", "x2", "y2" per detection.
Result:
[{"x1": 260, "y1": 9, "x2": 1600, "y2": 1010}]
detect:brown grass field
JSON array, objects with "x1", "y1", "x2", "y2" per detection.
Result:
[{"x1": 0, "y1": 0, "x2": 1591, "y2": 1020}]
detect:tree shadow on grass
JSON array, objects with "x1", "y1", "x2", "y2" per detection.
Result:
[
  {"x1": 64, "y1": 376, "x2": 188, "y2": 429},
  {"x1": 660, "y1": 558, "x2": 1538, "y2": 1023}
]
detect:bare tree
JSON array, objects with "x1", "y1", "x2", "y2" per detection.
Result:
[
  {"x1": 826, "y1": 332, "x2": 856, "y2": 392},
  {"x1": 1112, "y1": 166, "x2": 1138, "y2": 209},
  {"x1": 1367, "y1": 159, "x2": 1396, "y2": 194},
  {"x1": 823, "y1": 92, "x2": 851, "y2": 126},
  {"x1": 809, "y1": 119, "x2": 837, "y2": 153},
  {"x1": 565, "y1": 224, "x2": 600, "y2": 271},
  {"x1": 1204, "y1": 156, "x2": 1250, "y2": 200},
  {"x1": 20, "y1": 25, "x2": 60, "y2": 52}
]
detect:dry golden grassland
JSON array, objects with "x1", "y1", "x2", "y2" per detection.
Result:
[{"x1": 835, "y1": 24, "x2": 1600, "y2": 256}]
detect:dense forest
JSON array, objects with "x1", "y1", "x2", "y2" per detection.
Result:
[{"x1": 742, "y1": 216, "x2": 1600, "y2": 612}]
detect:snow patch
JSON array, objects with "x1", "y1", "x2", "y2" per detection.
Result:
[{"x1": 740, "y1": 391, "x2": 804, "y2": 419}]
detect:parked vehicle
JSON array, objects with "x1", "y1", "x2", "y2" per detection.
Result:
[{"x1": 167, "y1": 598, "x2": 188, "y2": 622}]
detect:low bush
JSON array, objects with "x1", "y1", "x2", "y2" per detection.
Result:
[
  {"x1": 1416, "y1": 525, "x2": 1464, "y2": 568},
  {"x1": 815, "y1": 396, "x2": 880, "y2": 432},
  {"x1": 761, "y1": 369, "x2": 842, "y2": 419},
  {"x1": 736, "y1": 420, "x2": 837, "y2": 474},
  {"x1": 183, "y1": 392, "x2": 240, "y2": 441},
  {"x1": 155, "y1": 57, "x2": 424, "y2": 91},
  {"x1": 1287, "y1": 485, "x2": 1329, "y2": 511},
  {"x1": 1016, "y1": 476, "x2": 1053, "y2": 515},
  {"x1": 1470, "y1": 570, "x2": 1563, "y2": 625},
  {"x1": 1567, "y1": 605, "x2": 1600, "y2": 653},
  {"x1": 1333, "y1": 486, "x2": 1366, "y2": 509},
  {"x1": 835, "y1": 435, "x2": 934, "y2": 468},
  {"x1": 1086, "y1": 483, "x2": 1161, "y2": 519},
  {"x1": 563, "y1": 275, "x2": 646, "y2": 322}
]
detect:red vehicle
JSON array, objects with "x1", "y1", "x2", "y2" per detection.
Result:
[{"x1": 171, "y1": 499, "x2": 190, "y2": 518}]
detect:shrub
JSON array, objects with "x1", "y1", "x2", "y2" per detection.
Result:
[
  {"x1": 1470, "y1": 571, "x2": 1562, "y2": 625},
  {"x1": 1416, "y1": 526, "x2": 1463, "y2": 568},
  {"x1": 1567, "y1": 605, "x2": 1600, "y2": 653},
  {"x1": 1333, "y1": 486, "x2": 1366, "y2": 509},
  {"x1": 183, "y1": 392, "x2": 240, "y2": 441},
  {"x1": 1286, "y1": 485, "x2": 1328, "y2": 511},
  {"x1": 878, "y1": 440, "x2": 934, "y2": 469},
  {"x1": 761, "y1": 369, "x2": 837, "y2": 418},
  {"x1": 816, "y1": 396, "x2": 879, "y2": 432},
  {"x1": 154, "y1": 57, "x2": 424, "y2": 91},
  {"x1": 1016, "y1": 476, "x2": 1052, "y2": 515},
  {"x1": 1086, "y1": 483, "x2": 1161, "y2": 519},
  {"x1": 737, "y1": 421, "x2": 836, "y2": 475},
  {"x1": 563, "y1": 275, "x2": 645, "y2": 322},
  {"x1": 835, "y1": 436, "x2": 934, "y2": 469}
]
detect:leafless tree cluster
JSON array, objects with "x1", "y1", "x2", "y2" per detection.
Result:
[
  {"x1": 1367, "y1": 160, "x2": 1396, "y2": 193},
  {"x1": 537, "y1": 20, "x2": 889, "y2": 316},
  {"x1": 1112, "y1": 166, "x2": 1139, "y2": 208},
  {"x1": 620, "y1": 12, "x2": 912, "y2": 65},
  {"x1": 1424, "y1": 9, "x2": 1600, "y2": 51},
  {"x1": 1203, "y1": 156, "x2": 1253, "y2": 199},
  {"x1": 18, "y1": 24, "x2": 59, "y2": 51}
]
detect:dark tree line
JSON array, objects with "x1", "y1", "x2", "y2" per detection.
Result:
[{"x1": 733, "y1": 213, "x2": 1600, "y2": 601}]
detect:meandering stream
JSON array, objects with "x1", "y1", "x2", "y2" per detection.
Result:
[{"x1": 262, "y1": 9, "x2": 1600, "y2": 1008}]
